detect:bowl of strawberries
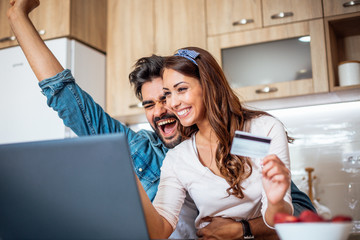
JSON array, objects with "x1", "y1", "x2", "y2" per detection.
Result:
[{"x1": 274, "y1": 210, "x2": 353, "y2": 240}]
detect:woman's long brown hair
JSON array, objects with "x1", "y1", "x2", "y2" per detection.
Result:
[{"x1": 162, "y1": 47, "x2": 277, "y2": 199}]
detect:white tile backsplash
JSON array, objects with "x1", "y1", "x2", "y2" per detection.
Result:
[{"x1": 269, "y1": 101, "x2": 360, "y2": 219}]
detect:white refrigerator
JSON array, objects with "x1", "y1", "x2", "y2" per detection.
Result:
[{"x1": 0, "y1": 38, "x2": 106, "y2": 144}]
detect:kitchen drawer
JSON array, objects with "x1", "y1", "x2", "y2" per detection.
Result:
[
  {"x1": 233, "y1": 79, "x2": 314, "y2": 102},
  {"x1": 206, "y1": 0, "x2": 262, "y2": 36},
  {"x1": 323, "y1": 0, "x2": 360, "y2": 17},
  {"x1": 262, "y1": 0, "x2": 323, "y2": 27}
]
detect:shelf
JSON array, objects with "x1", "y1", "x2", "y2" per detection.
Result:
[{"x1": 325, "y1": 12, "x2": 360, "y2": 90}]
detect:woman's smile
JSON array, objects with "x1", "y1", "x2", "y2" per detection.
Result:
[{"x1": 177, "y1": 107, "x2": 191, "y2": 117}]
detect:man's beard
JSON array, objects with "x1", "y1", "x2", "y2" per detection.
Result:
[{"x1": 152, "y1": 114, "x2": 182, "y2": 149}]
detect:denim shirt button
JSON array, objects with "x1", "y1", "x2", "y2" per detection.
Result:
[{"x1": 138, "y1": 168, "x2": 143, "y2": 172}]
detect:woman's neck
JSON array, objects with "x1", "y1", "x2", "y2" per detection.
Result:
[
  {"x1": 196, "y1": 119, "x2": 217, "y2": 145},
  {"x1": 195, "y1": 118, "x2": 221, "y2": 176}
]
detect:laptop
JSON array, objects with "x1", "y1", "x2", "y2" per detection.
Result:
[{"x1": 0, "y1": 134, "x2": 149, "y2": 240}]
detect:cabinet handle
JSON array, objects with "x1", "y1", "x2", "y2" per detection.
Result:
[
  {"x1": 271, "y1": 12, "x2": 294, "y2": 19},
  {"x1": 255, "y1": 86, "x2": 278, "y2": 94},
  {"x1": 129, "y1": 102, "x2": 143, "y2": 108},
  {"x1": 232, "y1": 19, "x2": 254, "y2": 26},
  {"x1": 0, "y1": 35, "x2": 16, "y2": 43},
  {"x1": 38, "y1": 29, "x2": 46, "y2": 35},
  {"x1": 343, "y1": 0, "x2": 360, "y2": 7},
  {"x1": 0, "y1": 30, "x2": 45, "y2": 43}
]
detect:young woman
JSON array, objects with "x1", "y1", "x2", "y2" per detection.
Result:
[{"x1": 138, "y1": 47, "x2": 293, "y2": 239}]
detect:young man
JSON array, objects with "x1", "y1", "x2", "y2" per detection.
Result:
[{"x1": 7, "y1": 0, "x2": 315, "y2": 239}]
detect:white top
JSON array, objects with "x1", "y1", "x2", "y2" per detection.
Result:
[
  {"x1": 153, "y1": 115, "x2": 293, "y2": 230},
  {"x1": 169, "y1": 192, "x2": 198, "y2": 239}
]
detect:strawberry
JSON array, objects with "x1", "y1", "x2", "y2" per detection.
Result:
[
  {"x1": 331, "y1": 215, "x2": 352, "y2": 222},
  {"x1": 299, "y1": 210, "x2": 324, "y2": 222},
  {"x1": 274, "y1": 212, "x2": 299, "y2": 224}
]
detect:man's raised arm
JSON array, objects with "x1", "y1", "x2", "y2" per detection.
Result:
[{"x1": 7, "y1": 0, "x2": 64, "y2": 81}]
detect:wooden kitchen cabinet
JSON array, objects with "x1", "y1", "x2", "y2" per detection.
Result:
[
  {"x1": 205, "y1": 0, "x2": 262, "y2": 36},
  {"x1": 207, "y1": 19, "x2": 329, "y2": 102},
  {"x1": 154, "y1": 0, "x2": 206, "y2": 56},
  {"x1": 0, "y1": 0, "x2": 106, "y2": 52},
  {"x1": 325, "y1": 12, "x2": 360, "y2": 91},
  {"x1": 106, "y1": 0, "x2": 155, "y2": 119},
  {"x1": 0, "y1": 0, "x2": 14, "y2": 49},
  {"x1": 323, "y1": 0, "x2": 360, "y2": 17},
  {"x1": 262, "y1": 0, "x2": 323, "y2": 27},
  {"x1": 107, "y1": 0, "x2": 207, "y2": 121}
]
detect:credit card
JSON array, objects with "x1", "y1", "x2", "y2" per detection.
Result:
[{"x1": 230, "y1": 130, "x2": 271, "y2": 158}]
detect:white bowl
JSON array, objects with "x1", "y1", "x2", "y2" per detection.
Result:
[{"x1": 275, "y1": 222, "x2": 353, "y2": 240}]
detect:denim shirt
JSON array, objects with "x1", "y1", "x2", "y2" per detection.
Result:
[
  {"x1": 39, "y1": 69, "x2": 316, "y2": 215},
  {"x1": 39, "y1": 69, "x2": 166, "y2": 201}
]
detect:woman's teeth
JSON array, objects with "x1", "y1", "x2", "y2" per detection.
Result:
[{"x1": 177, "y1": 108, "x2": 190, "y2": 116}]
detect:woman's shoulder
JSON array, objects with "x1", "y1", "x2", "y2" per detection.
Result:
[
  {"x1": 249, "y1": 115, "x2": 284, "y2": 135},
  {"x1": 251, "y1": 114, "x2": 280, "y2": 124}
]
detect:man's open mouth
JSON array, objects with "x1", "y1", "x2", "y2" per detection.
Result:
[{"x1": 156, "y1": 118, "x2": 178, "y2": 136}]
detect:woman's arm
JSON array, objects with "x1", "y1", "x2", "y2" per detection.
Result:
[
  {"x1": 136, "y1": 148, "x2": 188, "y2": 239},
  {"x1": 136, "y1": 176, "x2": 174, "y2": 239},
  {"x1": 246, "y1": 116, "x2": 292, "y2": 227},
  {"x1": 7, "y1": 0, "x2": 64, "y2": 81},
  {"x1": 262, "y1": 154, "x2": 292, "y2": 226},
  {"x1": 260, "y1": 117, "x2": 293, "y2": 226}
]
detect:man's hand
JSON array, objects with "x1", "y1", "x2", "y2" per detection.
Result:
[
  {"x1": 8, "y1": 0, "x2": 40, "y2": 18},
  {"x1": 196, "y1": 216, "x2": 280, "y2": 240},
  {"x1": 196, "y1": 217, "x2": 243, "y2": 240}
]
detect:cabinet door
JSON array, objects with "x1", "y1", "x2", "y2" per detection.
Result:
[
  {"x1": 323, "y1": 0, "x2": 360, "y2": 17},
  {"x1": 30, "y1": 0, "x2": 71, "y2": 40},
  {"x1": 1, "y1": 0, "x2": 71, "y2": 49},
  {"x1": 262, "y1": 0, "x2": 323, "y2": 27},
  {"x1": 207, "y1": 19, "x2": 328, "y2": 102},
  {"x1": 1, "y1": 0, "x2": 106, "y2": 52},
  {"x1": 206, "y1": 0, "x2": 262, "y2": 36},
  {"x1": 154, "y1": 0, "x2": 207, "y2": 56},
  {"x1": 106, "y1": 0, "x2": 154, "y2": 119},
  {"x1": 0, "y1": 0, "x2": 15, "y2": 49},
  {"x1": 0, "y1": 0, "x2": 63, "y2": 48},
  {"x1": 70, "y1": 0, "x2": 107, "y2": 52}
]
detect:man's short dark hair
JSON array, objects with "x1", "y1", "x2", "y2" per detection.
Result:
[{"x1": 129, "y1": 55, "x2": 164, "y2": 101}]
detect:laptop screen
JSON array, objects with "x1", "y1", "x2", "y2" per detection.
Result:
[{"x1": 0, "y1": 134, "x2": 149, "y2": 240}]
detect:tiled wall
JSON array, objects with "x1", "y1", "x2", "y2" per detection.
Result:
[{"x1": 269, "y1": 101, "x2": 360, "y2": 220}]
